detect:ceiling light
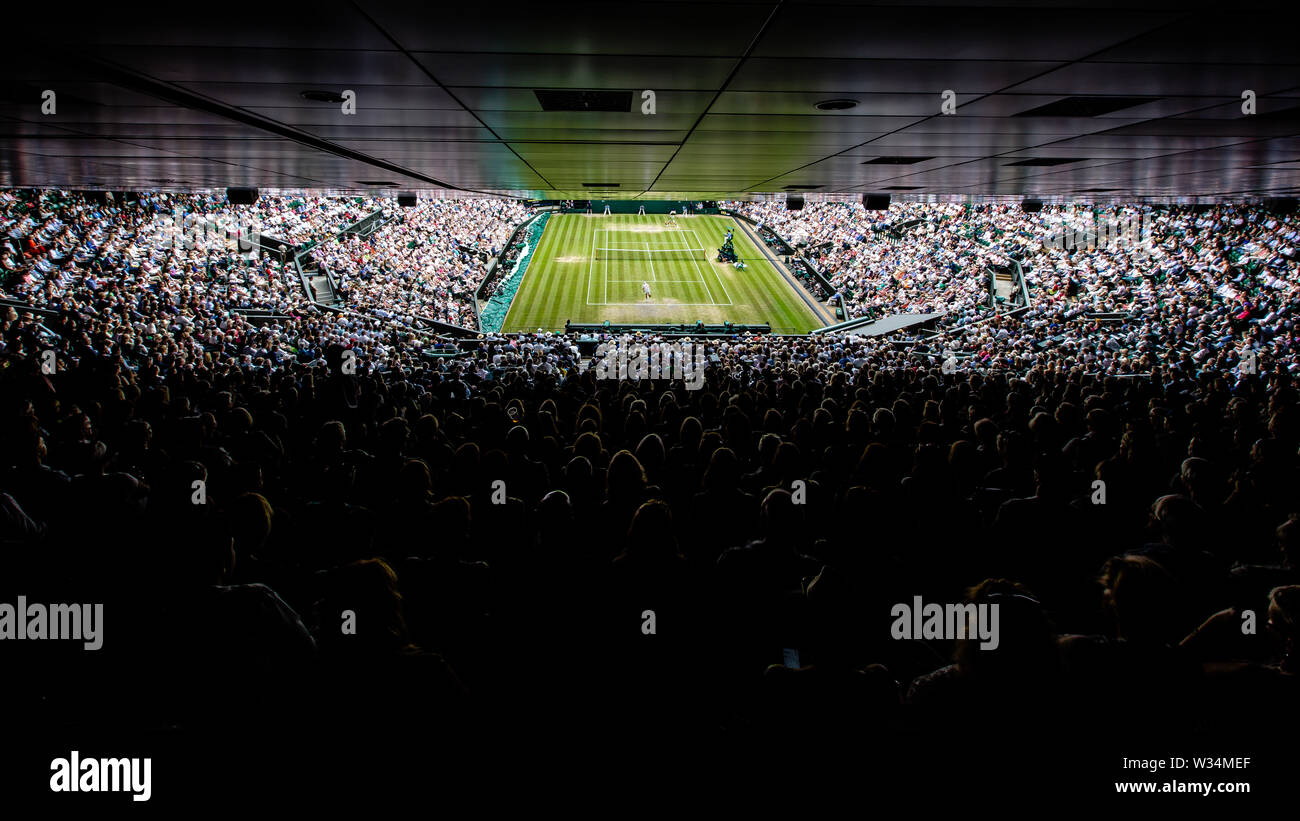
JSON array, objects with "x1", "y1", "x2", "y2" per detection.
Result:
[{"x1": 301, "y1": 90, "x2": 347, "y2": 103}]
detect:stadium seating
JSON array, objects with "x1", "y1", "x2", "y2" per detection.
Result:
[{"x1": 3, "y1": 188, "x2": 1299, "y2": 798}]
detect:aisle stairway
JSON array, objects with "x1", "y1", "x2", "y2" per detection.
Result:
[
  {"x1": 298, "y1": 253, "x2": 344, "y2": 307},
  {"x1": 993, "y1": 267, "x2": 1017, "y2": 302}
]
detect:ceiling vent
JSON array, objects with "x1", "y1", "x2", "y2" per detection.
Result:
[
  {"x1": 535, "y1": 89, "x2": 633, "y2": 112},
  {"x1": 1253, "y1": 104, "x2": 1300, "y2": 121},
  {"x1": 1004, "y1": 158, "x2": 1086, "y2": 167},
  {"x1": 300, "y1": 90, "x2": 347, "y2": 103},
  {"x1": 1013, "y1": 96, "x2": 1159, "y2": 117},
  {"x1": 863, "y1": 156, "x2": 934, "y2": 165}
]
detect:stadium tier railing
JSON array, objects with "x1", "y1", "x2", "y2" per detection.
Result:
[
  {"x1": 189, "y1": 217, "x2": 294, "y2": 264},
  {"x1": 251, "y1": 234, "x2": 295, "y2": 263},
  {"x1": 789, "y1": 257, "x2": 836, "y2": 301},
  {"x1": 1016, "y1": 255, "x2": 1032, "y2": 307},
  {"x1": 726, "y1": 212, "x2": 838, "y2": 302},
  {"x1": 458, "y1": 243, "x2": 492, "y2": 263},
  {"x1": 476, "y1": 212, "x2": 548, "y2": 333},
  {"x1": 291, "y1": 207, "x2": 389, "y2": 305},
  {"x1": 986, "y1": 261, "x2": 1003, "y2": 308},
  {"x1": 0, "y1": 297, "x2": 68, "y2": 347},
  {"x1": 0, "y1": 296, "x2": 61, "y2": 319},
  {"x1": 474, "y1": 215, "x2": 536, "y2": 327},
  {"x1": 340, "y1": 208, "x2": 389, "y2": 238},
  {"x1": 230, "y1": 307, "x2": 295, "y2": 323},
  {"x1": 312, "y1": 300, "x2": 478, "y2": 339},
  {"x1": 329, "y1": 207, "x2": 392, "y2": 293},
  {"x1": 410, "y1": 314, "x2": 480, "y2": 337},
  {"x1": 565, "y1": 321, "x2": 771, "y2": 337},
  {"x1": 888, "y1": 218, "x2": 925, "y2": 241},
  {"x1": 808, "y1": 314, "x2": 879, "y2": 335},
  {"x1": 281, "y1": 204, "x2": 512, "y2": 338},
  {"x1": 1086, "y1": 310, "x2": 1131, "y2": 323},
  {"x1": 290, "y1": 250, "x2": 316, "y2": 303},
  {"x1": 983, "y1": 244, "x2": 1030, "y2": 311},
  {"x1": 923, "y1": 304, "x2": 1031, "y2": 346}
]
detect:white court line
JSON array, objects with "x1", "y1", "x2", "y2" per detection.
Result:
[
  {"x1": 599, "y1": 302, "x2": 723, "y2": 307},
  {"x1": 586, "y1": 226, "x2": 598, "y2": 305},
  {"x1": 585, "y1": 225, "x2": 615, "y2": 306},
  {"x1": 594, "y1": 237, "x2": 711, "y2": 248},
  {"x1": 598, "y1": 227, "x2": 724, "y2": 305},
  {"x1": 593, "y1": 243, "x2": 710, "y2": 249},
  {"x1": 584, "y1": 222, "x2": 723, "y2": 305},
  {"x1": 684, "y1": 232, "x2": 717, "y2": 304},
  {"x1": 601, "y1": 278, "x2": 719, "y2": 306},
  {"x1": 593, "y1": 249, "x2": 712, "y2": 255},
  {"x1": 595, "y1": 227, "x2": 708, "y2": 253},
  {"x1": 676, "y1": 228, "x2": 731, "y2": 306},
  {"x1": 689, "y1": 228, "x2": 733, "y2": 305},
  {"x1": 645, "y1": 241, "x2": 656, "y2": 282}
]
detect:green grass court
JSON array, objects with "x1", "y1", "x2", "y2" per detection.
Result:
[{"x1": 500, "y1": 214, "x2": 826, "y2": 334}]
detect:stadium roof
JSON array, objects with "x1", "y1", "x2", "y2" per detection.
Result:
[{"x1": 3, "y1": 1, "x2": 1300, "y2": 202}]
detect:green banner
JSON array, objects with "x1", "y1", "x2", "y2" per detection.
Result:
[{"x1": 479, "y1": 214, "x2": 550, "y2": 332}]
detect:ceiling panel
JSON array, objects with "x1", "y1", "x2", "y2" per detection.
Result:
[
  {"x1": 730, "y1": 60, "x2": 1064, "y2": 93},
  {"x1": 175, "y1": 82, "x2": 464, "y2": 110},
  {"x1": 411, "y1": 54, "x2": 735, "y2": 90},
  {"x1": 95, "y1": 47, "x2": 435, "y2": 86},
  {"x1": 751, "y1": 5, "x2": 1175, "y2": 60},
  {"x1": 1, "y1": 1, "x2": 1298, "y2": 200},
  {"x1": 357, "y1": 2, "x2": 771, "y2": 55}
]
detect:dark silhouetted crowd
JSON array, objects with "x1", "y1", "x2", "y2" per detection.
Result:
[{"x1": 2, "y1": 189, "x2": 1297, "y2": 800}]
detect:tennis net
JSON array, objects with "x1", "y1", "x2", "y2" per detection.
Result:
[{"x1": 594, "y1": 247, "x2": 715, "y2": 260}]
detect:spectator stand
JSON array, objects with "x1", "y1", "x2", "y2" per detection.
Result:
[
  {"x1": 477, "y1": 212, "x2": 549, "y2": 333},
  {"x1": 729, "y1": 213, "x2": 838, "y2": 325},
  {"x1": 296, "y1": 207, "x2": 391, "y2": 308}
]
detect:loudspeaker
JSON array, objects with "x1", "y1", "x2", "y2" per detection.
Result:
[
  {"x1": 397, "y1": 194, "x2": 417, "y2": 208},
  {"x1": 1021, "y1": 198, "x2": 1043, "y2": 213},
  {"x1": 227, "y1": 187, "x2": 259, "y2": 205},
  {"x1": 786, "y1": 194, "x2": 804, "y2": 211},
  {"x1": 1264, "y1": 197, "x2": 1298, "y2": 214},
  {"x1": 863, "y1": 193, "x2": 890, "y2": 211}
]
